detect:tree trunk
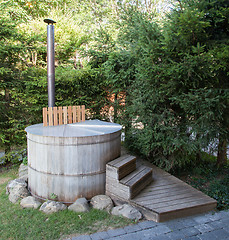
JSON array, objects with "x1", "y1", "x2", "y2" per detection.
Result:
[{"x1": 217, "y1": 134, "x2": 227, "y2": 166}]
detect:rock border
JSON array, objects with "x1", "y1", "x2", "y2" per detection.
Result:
[{"x1": 6, "y1": 164, "x2": 142, "y2": 219}]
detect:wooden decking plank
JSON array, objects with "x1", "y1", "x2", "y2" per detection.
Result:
[
  {"x1": 130, "y1": 195, "x2": 216, "y2": 222},
  {"x1": 152, "y1": 173, "x2": 189, "y2": 184},
  {"x1": 158, "y1": 202, "x2": 217, "y2": 222},
  {"x1": 139, "y1": 176, "x2": 183, "y2": 188},
  {"x1": 136, "y1": 175, "x2": 205, "y2": 196},
  {"x1": 134, "y1": 187, "x2": 198, "y2": 201},
  {"x1": 106, "y1": 164, "x2": 136, "y2": 181},
  {"x1": 136, "y1": 184, "x2": 190, "y2": 198},
  {"x1": 115, "y1": 156, "x2": 136, "y2": 168},
  {"x1": 120, "y1": 166, "x2": 148, "y2": 185},
  {"x1": 108, "y1": 155, "x2": 135, "y2": 167},
  {"x1": 134, "y1": 190, "x2": 206, "y2": 204},
  {"x1": 151, "y1": 198, "x2": 216, "y2": 213},
  {"x1": 137, "y1": 183, "x2": 209, "y2": 200},
  {"x1": 126, "y1": 167, "x2": 152, "y2": 187},
  {"x1": 151, "y1": 181, "x2": 209, "y2": 195},
  {"x1": 148, "y1": 180, "x2": 181, "y2": 188},
  {"x1": 106, "y1": 166, "x2": 152, "y2": 200},
  {"x1": 107, "y1": 155, "x2": 127, "y2": 166},
  {"x1": 153, "y1": 176, "x2": 185, "y2": 185},
  {"x1": 130, "y1": 171, "x2": 153, "y2": 199},
  {"x1": 152, "y1": 167, "x2": 171, "y2": 176},
  {"x1": 143, "y1": 194, "x2": 211, "y2": 208},
  {"x1": 144, "y1": 182, "x2": 182, "y2": 191},
  {"x1": 119, "y1": 164, "x2": 136, "y2": 180},
  {"x1": 141, "y1": 180, "x2": 202, "y2": 193},
  {"x1": 134, "y1": 188, "x2": 192, "y2": 202},
  {"x1": 107, "y1": 155, "x2": 136, "y2": 180},
  {"x1": 106, "y1": 182, "x2": 129, "y2": 199}
]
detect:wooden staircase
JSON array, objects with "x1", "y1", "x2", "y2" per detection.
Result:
[
  {"x1": 106, "y1": 154, "x2": 217, "y2": 222},
  {"x1": 106, "y1": 155, "x2": 153, "y2": 200}
]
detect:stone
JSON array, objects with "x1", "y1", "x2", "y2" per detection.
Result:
[
  {"x1": 90, "y1": 195, "x2": 114, "y2": 212},
  {"x1": 18, "y1": 163, "x2": 28, "y2": 182},
  {"x1": 18, "y1": 174, "x2": 28, "y2": 182},
  {"x1": 9, "y1": 184, "x2": 30, "y2": 203},
  {"x1": 39, "y1": 200, "x2": 67, "y2": 214},
  {"x1": 20, "y1": 196, "x2": 42, "y2": 209},
  {"x1": 6, "y1": 178, "x2": 27, "y2": 195},
  {"x1": 68, "y1": 198, "x2": 90, "y2": 212},
  {"x1": 111, "y1": 204, "x2": 142, "y2": 220},
  {"x1": 18, "y1": 163, "x2": 28, "y2": 177}
]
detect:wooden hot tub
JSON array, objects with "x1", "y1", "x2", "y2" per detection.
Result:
[{"x1": 25, "y1": 120, "x2": 122, "y2": 203}]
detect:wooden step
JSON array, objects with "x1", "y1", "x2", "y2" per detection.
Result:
[
  {"x1": 121, "y1": 165, "x2": 153, "y2": 199},
  {"x1": 107, "y1": 163, "x2": 217, "y2": 222},
  {"x1": 106, "y1": 165, "x2": 153, "y2": 200},
  {"x1": 106, "y1": 155, "x2": 136, "y2": 180}
]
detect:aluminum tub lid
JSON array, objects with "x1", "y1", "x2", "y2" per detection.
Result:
[{"x1": 25, "y1": 119, "x2": 122, "y2": 137}]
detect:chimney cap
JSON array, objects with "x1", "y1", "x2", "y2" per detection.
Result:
[{"x1": 44, "y1": 19, "x2": 56, "y2": 24}]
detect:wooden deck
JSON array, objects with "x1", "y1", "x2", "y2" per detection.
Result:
[{"x1": 107, "y1": 160, "x2": 217, "y2": 222}]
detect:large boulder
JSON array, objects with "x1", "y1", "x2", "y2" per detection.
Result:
[
  {"x1": 20, "y1": 196, "x2": 42, "y2": 209},
  {"x1": 111, "y1": 204, "x2": 142, "y2": 220},
  {"x1": 68, "y1": 198, "x2": 90, "y2": 212},
  {"x1": 6, "y1": 178, "x2": 27, "y2": 195},
  {"x1": 9, "y1": 184, "x2": 30, "y2": 203},
  {"x1": 40, "y1": 200, "x2": 67, "y2": 214},
  {"x1": 90, "y1": 195, "x2": 114, "y2": 212}
]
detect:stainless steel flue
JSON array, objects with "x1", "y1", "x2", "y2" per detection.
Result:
[{"x1": 44, "y1": 19, "x2": 56, "y2": 107}]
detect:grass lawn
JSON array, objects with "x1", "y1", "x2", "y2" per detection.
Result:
[{"x1": 0, "y1": 165, "x2": 133, "y2": 240}]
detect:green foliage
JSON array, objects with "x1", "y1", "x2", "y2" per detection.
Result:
[
  {"x1": 207, "y1": 175, "x2": 229, "y2": 210},
  {"x1": 118, "y1": 1, "x2": 229, "y2": 169},
  {"x1": 22, "y1": 156, "x2": 28, "y2": 165},
  {"x1": 0, "y1": 0, "x2": 74, "y2": 21},
  {"x1": 0, "y1": 149, "x2": 26, "y2": 166},
  {"x1": 49, "y1": 193, "x2": 58, "y2": 201},
  {"x1": 102, "y1": 50, "x2": 136, "y2": 122},
  {"x1": 174, "y1": 152, "x2": 229, "y2": 210},
  {"x1": 0, "y1": 0, "x2": 118, "y2": 156},
  {"x1": 174, "y1": 154, "x2": 229, "y2": 210},
  {"x1": 55, "y1": 66, "x2": 109, "y2": 119},
  {"x1": 0, "y1": 15, "x2": 27, "y2": 153},
  {"x1": 0, "y1": 0, "x2": 228, "y2": 169},
  {"x1": 164, "y1": 3, "x2": 210, "y2": 55},
  {"x1": 19, "y1": 65, "x2": 110, "y2": 121}
]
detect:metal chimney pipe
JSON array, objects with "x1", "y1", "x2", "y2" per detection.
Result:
[{"x1": 44, "y1": 19, "x2": 56, "y2": 107}]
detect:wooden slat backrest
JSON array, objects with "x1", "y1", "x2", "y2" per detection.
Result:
[
  {"x1": 48, "y1": 107, "x2": 53, "y2": 126},
  {"x1": 68, "y1": 106, "x2": 72, "y2": 124},
  {"x1": 63, "y1": 106, "x2": 68, "y2": 125},
  {"x1": 43, "y1": 108, "x2": 48, "y2": 127},
  {"x1": 53, "y1": 107, "x2": 58, "y2": 126},
  {"x1": 77, "y1": 106, "x2": 80, "y2": 122},
  {"x1": 81, "y1": 105, "x2": 85, "y2": 122},
  {"x1": 58, "y1": 106, "x2": 63, "y2": 125},
  {"x1": 72, "y1": 106, "x2": 77, "y2": 123},
  {"x1": 43, "y1": 105, "x2": 86, "y2": 127}
]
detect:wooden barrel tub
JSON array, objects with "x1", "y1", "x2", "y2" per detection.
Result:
[{"x1": 25, "y1": 120, "x2": 122, "y2": 203}]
